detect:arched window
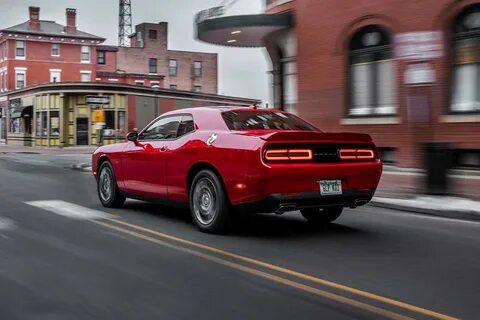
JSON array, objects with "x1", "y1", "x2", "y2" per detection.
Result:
[
  {"x1": 348, "y1": 25, "x2": 396, "y2": 116},
  {"x1": 451, "y1": 5, "x2": 480, "y2": 113}
]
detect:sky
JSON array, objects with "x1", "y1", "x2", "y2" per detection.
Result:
[{"x1": 0, "y1": 0, "x2": 271, "y2": 104}]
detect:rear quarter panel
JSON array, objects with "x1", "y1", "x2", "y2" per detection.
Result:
[{"x1": 166, "y1": 131, "x2": 264, "y2": 204}]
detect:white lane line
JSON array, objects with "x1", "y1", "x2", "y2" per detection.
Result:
[{"x1": 24, "y1": 200, "x2": 114, "y2": 220}]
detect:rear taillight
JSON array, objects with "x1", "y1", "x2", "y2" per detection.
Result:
[
  {"x1": 264, "y1": 149, "x2": 313, "y2": 161},
  {"x1": 339, "y1": 149, "x2": 375, "y2": 160}
]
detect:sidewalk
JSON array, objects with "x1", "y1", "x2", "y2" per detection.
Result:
[
  {"x1": 370, "y1": 196, "x2": 480, "y2": 222},
  {"x1": 0, "y1": 144, "x2": 97, "y2": 155}
]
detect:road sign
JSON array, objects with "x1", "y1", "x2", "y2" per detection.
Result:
[{"x1": 86, "y1": 96, "x2": 110, "y2": 105}]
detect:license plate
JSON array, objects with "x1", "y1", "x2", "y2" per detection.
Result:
[{"x1": 319, "y1": 180, "x2": 342, "y2": 195}]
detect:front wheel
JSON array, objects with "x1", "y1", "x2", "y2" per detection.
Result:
[
  {"x1": 190, "y1": 170, "x2": 231, "y2": 233},
  {"x1": 97, "y1": 161, "x2": 126, "y2": 208},
  {"x1": 300, "y1": 207, "x2": 343, "y2": 225}
]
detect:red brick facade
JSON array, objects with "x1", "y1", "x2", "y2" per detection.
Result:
[
  {"x1": 0, "y1": 6, "x2": 217, "y2": 95},
  {"x1": 257, "y1": 0, "x2": 480, "y2": 170},
  {"x1": 117, "y1": 22, "x2": 217, "y2": 93}
]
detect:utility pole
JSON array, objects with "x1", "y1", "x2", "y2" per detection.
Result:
[{"x1": 119, "y1": 0, "x2": 133, "y2": 47}]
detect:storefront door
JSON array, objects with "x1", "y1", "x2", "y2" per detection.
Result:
[{"x1": 76, "y1": 118, "x2": 89, "y2": 145}]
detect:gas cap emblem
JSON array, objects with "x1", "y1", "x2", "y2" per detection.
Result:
[{"x1": 207, "y1": 133, "x2": 217, "y2": 146}]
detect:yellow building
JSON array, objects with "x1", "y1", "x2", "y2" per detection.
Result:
[{"x1": 33, "y1": 93, "x2": 126, "y2": 147}]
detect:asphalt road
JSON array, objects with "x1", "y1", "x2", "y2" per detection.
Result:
[{"x1": 0, "y1": 153, "x2": 479, "y2": 320}]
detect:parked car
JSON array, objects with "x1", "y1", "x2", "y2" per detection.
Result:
[{"x1": 92, "y1": 106, "x2": 383, "y2": 233}]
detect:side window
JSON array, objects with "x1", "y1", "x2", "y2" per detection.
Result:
[
  {"x1": 177, "y1": 115, "x2": 195, "y2": 138},
  {"x1": 138, "y1": 116, "x2": 182, "y2": 141}
]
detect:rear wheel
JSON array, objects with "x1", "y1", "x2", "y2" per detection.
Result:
[
  {"x1": 97, "y1": 161, "x2": 126, "y2": 208},
  {"x1": 190, "y1": 170, "x2": 231, "y2": 233},
  {"x1": 300, "y1": 207, "x2": 343, "y2": 225}
]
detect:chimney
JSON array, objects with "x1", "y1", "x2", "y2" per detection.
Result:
[
  {"x1": 65, "y1": 8, "x2": 77, "y2": 33},
  {"x1": 28, "y1": 6, "x2": 40, "y2": 31}
]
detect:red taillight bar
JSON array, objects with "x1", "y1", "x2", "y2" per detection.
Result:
[
  {"x1": 265, "y1": 149, "x2": 313, "y2": 161},
  {"x1": 339, "y1": 149, "x2": 375, "y2": 160}
]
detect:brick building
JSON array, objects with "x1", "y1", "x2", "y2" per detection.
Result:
[
  {"x1": 197, "y1": 0, "x2": 480, "y2": 197},
  {"x1": 0, "y1": 5, "x2": 220, "y2": 145}
]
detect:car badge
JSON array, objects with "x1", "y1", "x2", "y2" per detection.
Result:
[{"x1": 207, "y1": 133, "x2": 217, "y2": 146}]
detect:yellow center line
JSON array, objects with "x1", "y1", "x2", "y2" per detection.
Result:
[
  {"x1": 103, "y1": 218, "x2": 459, "y2": 320},
  {"x1": 94, "y1": 220, "x2": 414, "y2": 320}
]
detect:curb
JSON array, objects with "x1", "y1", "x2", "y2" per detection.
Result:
[{"x1": 369, "y1": 201, "x2": 480, "y2": 222}]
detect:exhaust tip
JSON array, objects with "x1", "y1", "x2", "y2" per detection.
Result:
[{"x1": 275, "y1": 203, "x2": 297, "y2": 214}]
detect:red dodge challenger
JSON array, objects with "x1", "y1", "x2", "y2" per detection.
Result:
[{"x1": 92, "y1": 106, "x2": 382, "y2": 233}]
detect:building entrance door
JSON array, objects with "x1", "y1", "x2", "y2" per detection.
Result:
[{"x1": 76, "y1": 118, "x2": 89, "y2": 145}]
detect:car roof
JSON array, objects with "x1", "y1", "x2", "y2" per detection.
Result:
[{"x1": 157, "y1": 106, "x2": 288, "y2": 131}]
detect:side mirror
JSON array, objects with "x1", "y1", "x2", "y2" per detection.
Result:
[{"x1": 126, "y1": 131, "x2": 138, "y2": 142}]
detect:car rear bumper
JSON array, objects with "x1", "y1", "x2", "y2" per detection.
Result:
[{"x1": 233, "y1": 189, "x2": 375, "y2": 214}]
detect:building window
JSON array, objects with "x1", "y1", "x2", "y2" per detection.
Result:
[
  {"x1": 51, "y1": 43, "x2": 60, "y2": 56},
  {"x1": 105, "y1": 111, "x2": 115, "y2": 133},
  {"x1": 10, "y1": 118, "x2": 22, "y2": 133},
  {"x1": 193, "y1": 85, "x2": 201, "y2": 93},
  {"x1": 50, "y1": 111, "x2": 60, "y2": 136},
  {"x1": 135, "y1": 80, "x2": 145, "y2": 86},
  {"x1": 15, "y1": 71, "x2": 25, "y2": 89},
  {"x1": 348, "y1": 25, "x2": 396, "y2": 116},
  {"x1": 36, "y1": 111, "x2": 48, "y2": 136},
  {"x1": 169, "y1": 59, "x2": 177, "y2": 76},
  {"x1": 149, "y1": 58, "x2": 157, "y2": 73},
  {"x1": 16, "y1": 40, "x2": 25, "y2": 58},
  {"x1": 81, "y1": 45, "x2": 90, "y2": 63},
  {"x1": 451, "y1": 5, "x2": 480, "y2": 113},
  {"x1": 169, "y1": 84, "x2": 177, "y2": 90},
  {"x1": 50, "y1": 70, "x2": 61, "y2": 83},
  {"x1": 192, "y1": 61, "x2": 202, "y2": 77},
  {"x1": 97, "y1": 51, "x2": 106, "y2": 64},
  {"x1": 149, "y1": 29, "x2": 157, "y2": 39},
  {"x1": 118, "y1": 111, "x2": 126, "y2": 133},
  {"x1": 80, "y1": 72, "x2": 91, "y2": 82}
]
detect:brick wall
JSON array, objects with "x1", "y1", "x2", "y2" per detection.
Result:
[
  {"x1": 2, "y1": 39, "x2": 98, "y2": 88},
  {"x1": 165, "y1": 50, "x2": 217, "y2": 94},
  {"x1": 117, "y1": 22, "x2": 218, "y2": 94},
  {"x1": 295, "y1": 0, "x2": 480, "y2": 168}
]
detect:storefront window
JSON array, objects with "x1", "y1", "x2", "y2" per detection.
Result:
[
  {"x1": 36, "y1": 111, "x2": 49, "y2": 136},
  {"x1": 50, "y1": 111, "x2": 60, "y2": 136},
  {"x1": 118, "y1": 111, "x2": 126, "y2": 134},
  {"x1": 10, "y1": 118, "x2": 22, "y2": 133},
  {"x1": 451, "y1": 5, "x2": 480, "y2": 113},
  {"x1": 348, "y1": 25, "x2": 396, "y2": 116}
]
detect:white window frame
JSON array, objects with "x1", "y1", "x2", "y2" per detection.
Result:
[
  {"x1": 81, "y1": 45, "x2": 90, "y2": 63},
  {"x1": 50, "y1": 69, "x2": 62, "y2": 83},
  {"x1": 80, "y1": 70, "x2": 92, "y2": 82},
  {"x1": 15, "y1": 67, "x2": 27, "y2": 89},
  {"x1": 51, "y1": 43, "x2": 60, "y2": 57},
  {"x1": 15, "y1": 40, "x2": 26, "y2": 60},
  {"x1": 107, "y1": 78, "x2": 119, "y2": 82},
  {"x1": 135, "y1": 80, "x2": 145, "y2": 86}
]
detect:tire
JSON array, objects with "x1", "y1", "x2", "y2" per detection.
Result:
[
  {"x1": 189, "y1": 169, "x2": 231, "y2": 233},
  {"x1": 300, "y1": 207, "x2": 343, "y2": 225},
  {"x1": 97, "y1": 161, "x2": 126, "y2": 208}
]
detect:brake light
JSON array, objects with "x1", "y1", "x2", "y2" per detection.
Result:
[
  {"x1": 339, "y1": 149, "x2": 375, "y2": 160},
  {"x1": 264, "y1": 149, "x2": 313, "y2": 161}
]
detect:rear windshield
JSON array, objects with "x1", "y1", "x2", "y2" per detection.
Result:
[{"x1": 222, "y1": 110, "x2": 318, "y2": 131}]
